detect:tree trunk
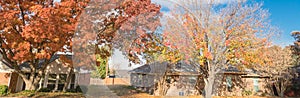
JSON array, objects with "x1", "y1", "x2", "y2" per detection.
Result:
[
  {"x1": 23, "y1": 74, "x2": 41, "y2": 90},
  {"x1": 280, "y1": 91, "x2": 284, "y2": 97},
  {"x1": 154, "y1": 71, "x2": 168, "y2": 96},
  {"x1": 18, "y1": 68, "x2": 45, "y2": 90},
  {"x1": 204, "y1": 74, "x2": 215, "y2": 98},
  {"x1": 63, "y1": 66, "x2": 74, "y2": 92},
  {"x1": 194, "y1": 76, "x2": 203, "y2": 95},
  {"x1": 279, "y1": 80, "x2": 286, "y2": 97},
  {"x1": 24, "y1": 80, "x2": 37, "y2": 90},
  {"x1": 157, "y1": 75, "x2": 166, "y2": 95}
]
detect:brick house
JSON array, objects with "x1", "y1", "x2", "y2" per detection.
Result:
[
  {"x1": 215, "y1": 67, "x2": 271, "y2": 96},
  {"x1": 129, "y1": 61, "x2": 202, "y2": 96},
  {"x1": 0, "y1": 54, "x2": 91, "y2": 92},
  {"x1": 130, "y1": 62, "x2": 271, "y2": 96}
]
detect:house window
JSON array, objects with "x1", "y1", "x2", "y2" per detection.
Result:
[
  {"x1": 70, "y1": 74, "x2": 76, "y2": 89},
  {"x1": 226, "y1": 76, "x2": 232, "y2": 92},
  {"x1": 47, "y1": 74, "x2": 57, "y2": 90},
  {"x1": 58, "y1": 74, "x2": 67, "y2": 90},
  {"x1": 138, "y1": 74, "x2": 143, "y2": 86},
  {"x1": 189, "y1": 76, "x2": 197, "y2": 84},
  {"x1": 59, "y1": 74, "x2": 67, "y2": 84},
  {"x1": 46, "y1": 74, "x2": 76, "y2": 90},
  {"x1": 144, "y1": 75, "x2": 148, "y2": 86},
  {"x1": 253, "y1": 78, "x2": 259, "y2": 92}
]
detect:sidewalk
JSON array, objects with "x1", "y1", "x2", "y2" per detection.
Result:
[{"x1": 80, "y1": 79, "x2": 119, "y2": 98}]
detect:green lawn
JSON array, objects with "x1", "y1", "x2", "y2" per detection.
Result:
[{"x1": 3, "y1": 91, "x2": 84, "y2": 98}]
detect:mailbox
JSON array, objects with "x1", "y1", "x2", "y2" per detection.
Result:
[{"x1": 108, "y1": 75, "x2": 115, "y2": 78}]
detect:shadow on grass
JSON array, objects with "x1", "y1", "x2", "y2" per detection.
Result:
[
  {"x1": 5, "y1": 90, "x2": 36, "y2": 97},
  {"x1": 5, "y1": 91, "x2": 84, "y2": 98},
  {"x1": 32, "y1": 92, "x2": 84, "y2": 98},
  {"x1": 79, "y1": 85, "x2": 120, "y2": 97},
  {"x1": 106, "y1": 84, "x2": 144, "y2": 96}
]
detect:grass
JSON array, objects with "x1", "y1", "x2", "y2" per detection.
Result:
[
  {"x1": 4, "y1": 90, "x2": 84, "y2": 98},
  {"x1": 107, "y1": 85, "x2": 143, "y2": 96},
  {"x1": 106, "y1": 85, "x2": 280, "y2": 98},
  {"x1": 107, "y1": 85, "x2": 205, "y2": 98},
  {"x1": 2, "y1": 88, "x2": 279, "y2": 98}
]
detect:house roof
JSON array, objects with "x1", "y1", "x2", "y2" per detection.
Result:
[
  {"x1": 129, "y1": 61, "x2": 168, "y2": 75},
  {"x1": 0, "y1": 54, "x2": 72, "y2": 72},
  {"x1": 241, "y1": 75, "x2": 270, "y2": 78},
  {"x1": 130, "y1": 62, "x2": 271, "y2": 78},
  {"x1": 20, "y1": 54, "x2": 72, "y2": 70},
  {"x1": 217, "y1": 66, "x2": 247, "y2": 75},
  {"x1": 217, "y1": 66, "x2": 271, "y2": 78},
  {"x1": 167, "y1": 61, "x2": 201, "y2": 75},
  {"x1": 0, "y1": 61, "x2": 14, "y2": 72},
  {"x1": 129, "y1": 61, "x2": 202, "y2": 75}
]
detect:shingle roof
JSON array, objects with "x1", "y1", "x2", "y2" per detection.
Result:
[
  {"x1": 18, "y1": 54, "x2": 72, "y2": 71},
  {"x1": 129, "y1": 61, "x2": 168, "y2": 75},
  {"x1": 168, "y1": 61, "x2": 200, "y2": 75},
  {"x1": 129, "y1": 61, "x2": 201, "y2": 75}
]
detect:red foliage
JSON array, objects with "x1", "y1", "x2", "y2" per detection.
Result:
[{"x1": 0, "y1": 0, "x2": 88, "y2": 64}]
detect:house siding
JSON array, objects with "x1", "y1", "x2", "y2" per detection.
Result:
[
  {"x1": 242, "y1": 77, "x2": 271, "y2": 94},
  {"x1": 0, "y1": 73, "x2": 10, "y2": 85},
  {"x1": 130, "y1": 73, "x2": 157, "y2": 88},
  {"x1": 0, "y1": 72, "x2": 19, "y2": 93}
]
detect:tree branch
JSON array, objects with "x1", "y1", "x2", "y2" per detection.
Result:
[{"x1": 17, "y1": 0, "x2": 26, "y2": 26}]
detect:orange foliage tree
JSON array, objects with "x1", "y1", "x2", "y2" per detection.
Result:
[
  {"x1": 291, "y1": 31, "x2": 300, "y2": 65},
  {"x1": 73, "y1": 0, "x2": 162, "y2": 69},
  {"x1": 260, "y1": 45, "x2": 296, "y2": 97},
  {"x1": 0, "y1": 0, "x2": 88, "y2": 90},
  {"x1": 162, "y1": 1, "x2": 276, "y2": 97},
  {"x1": 0, "y1": 0, "x2": 162, "y2": 91}
]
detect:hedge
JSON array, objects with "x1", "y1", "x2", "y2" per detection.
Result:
[{"x1": 0, "y1": 85, "x2": 8, "y2": 96}]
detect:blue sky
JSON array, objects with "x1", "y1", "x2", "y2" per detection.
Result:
[
  {"x1": 259, "y1": 0, "x2": 300, "y2": 46},
  {"x1": 110, "y1": 0, "x2": 300, "y2": 70},
  {"x1": 153, "y1": 0, "x2": 300, "y2": 47}
]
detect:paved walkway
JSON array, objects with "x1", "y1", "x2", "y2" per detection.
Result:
[{"x1": 80, "y1": 79, "x2": 119, "y2": 98}]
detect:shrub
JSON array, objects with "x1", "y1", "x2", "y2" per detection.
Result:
[
  {"x1": 38, "y1": 88, "x2": 51, "y2": 92},
  {"x1": 242, "y1": 90, "x2": 252, "y2": 96},
  {"x1": 66, "y1": 89, "x2": 76, "y2": 93},
  {"x1": 0, "y1": 85, "x2": 8, "y2": 96},
  {"x1": 75, "y1": 86, "x2": 82, "y2": 93}
]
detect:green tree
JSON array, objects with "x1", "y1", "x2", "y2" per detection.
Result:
[
  {"x1": 91, "y1": 56, "x2": 108, "y2": 79},
  {"x1": 91, "y1": 45, "x2": 111, "y2": 79}
]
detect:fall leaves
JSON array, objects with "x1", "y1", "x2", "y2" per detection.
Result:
[
  {"x1": 159, "y1": 1, "x2": 277, "y2": 70},
  {"x1": 0, "y1": 0, "x2": 283, "y2": 71},
  {"x1": 0, "y1": 0, "x2": 88, "y2": 63},
  {"x1": 71, "y1": 0, "x2": 162, "y2": 67}
]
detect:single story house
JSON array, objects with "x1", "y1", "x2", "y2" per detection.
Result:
[
  {"x1": 129, "y1": 61, "x2": 202, "y2": 96},
  {"x1": 0, "y1": 54, "x2": 92, "y2": 92},
  {"x1": 215, "y1": 66, "x2": 271, "y2": 96},
  {"x1": 130, "y1": 62, "x2": 271, "y2": 96}
]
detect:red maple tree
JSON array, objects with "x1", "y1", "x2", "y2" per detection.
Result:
[{"x1": 0, "y1": 0, "x2": 89, "y2": 90}]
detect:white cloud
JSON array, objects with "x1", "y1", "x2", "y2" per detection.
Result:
[{"x1": 108, "y1": 49, "x2": 143, "y2": 70}]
